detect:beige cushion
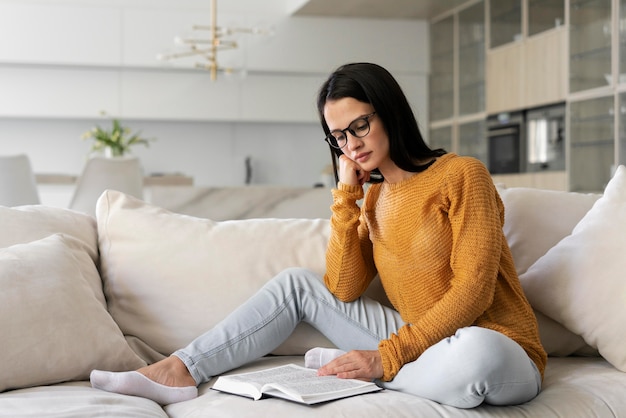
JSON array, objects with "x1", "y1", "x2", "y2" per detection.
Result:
[
  {"x1": 497, "y1": 185, "x2": 601, "y2": 357},
  {"x1": 0, "y1": 204, "x2": 98, "y2": 256},
  {"x1": 520, "y1": 165, "x2": 626, "y2": 371},
  {"x1": 534, "y1": 311, "x2": 598, "y2": 357},
  {"x1": 96, "y1": 190, "x2": 337, "y2": 356},
  {"x1": 0, "y1": 204, "x2": 103, "y2": 303},
  {"x1": 496, "y1": 185, "x2": 601, "y2": 275},
  {"x1": 0, "y1": 234, "x2": 145, "y2": 392}
]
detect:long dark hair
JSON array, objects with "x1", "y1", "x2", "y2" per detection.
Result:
[{"x1": 317, "y1": 62, "x2": 446, "y2": 184}]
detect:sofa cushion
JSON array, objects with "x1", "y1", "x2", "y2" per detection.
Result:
[
  {"x1": 534, "y1": 311, "x2": 598, "y2": 357},
  {"x1": 0, "y1": 204, "x2": 102, "y2": 300},
  {"x1": 0, "y1": 382, "x2": 168, "y2": 418},
  {"x1": 163, "y1": 356, "x2": 626, "y2": 418},
  {"x1": 0, "y1": 204, "x2": 98, "y2": 258},
  {"x1": 496, "y1": 185, "x2": 601, "y2": 276},
  {"x1": 496, "y1": 185, "x2": 601, "y2": 357},
  {"x1": 520, "y1": 165, "x2": 626, "y2": 371},
  {"x1": 0, "y1": 234, "x2": 145, "y2": 393},
  {"x1": 96, "y1": 190, "x2": 342, "y2": 357}
]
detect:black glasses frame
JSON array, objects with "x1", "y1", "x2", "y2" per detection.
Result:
[{"x1": 323, "y1": 112, "x2": 376, "y2": 149}]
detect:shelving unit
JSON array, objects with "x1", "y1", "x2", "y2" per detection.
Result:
[
  {"x1": 486, "y1": 0, "x2": 567, "y2": 114},
  {"x1": 429, "y1": 1, "x2": 486, "y2": 158},
  {"x1": 430, "y1": 0, "x2": 626, "y2": 192},
  {"x1": 459, "y1": 120, "x2": 488, "y2": 164},
  {"x1": 489, "y1": 0, "x2": 522, "y2": 48},
  {"x1": 569, "y1": 0, "x2": 612, "y2": 92},
  {"x1": 569, "y1": 95, "x2": 615, "y2": 191},
  {"x1": 528, "y1": 0, "x2": 565, "y2": 35},
  {"x1": 428, "y1": 126, "x2": 454, "y2": 152},
  {"x1": 429, "y1": 16, "x2": 455, "y2": 122},
  {"x1": 459, "y1": 3, "x2": 486, "y2": 115}
]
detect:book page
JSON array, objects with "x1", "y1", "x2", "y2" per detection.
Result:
[
  {"x1": 217, "y1": 364, "x2": 380, "y2": 404},
  {"x1": 225, "y1": 364, "x2": 316, "y2": 387},
  {"x1": 266, "y1": 372, "x2": 374, "y2": 396}
]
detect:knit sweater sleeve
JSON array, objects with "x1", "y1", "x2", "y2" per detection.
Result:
[
  {"x1": 323, "y1": 182, "x2": 377, "y2": 301},
  {"x1": 378, "y1": 159, "x2": 504, "y2": 381}
]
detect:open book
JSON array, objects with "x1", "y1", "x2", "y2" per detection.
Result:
[{"x1": 212, "y1": 364, "x2": 382, "y2": 405}]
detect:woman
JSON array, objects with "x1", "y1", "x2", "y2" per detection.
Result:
[{"x1": 91, "y1": 62, "x2": 546, "y2": 408}]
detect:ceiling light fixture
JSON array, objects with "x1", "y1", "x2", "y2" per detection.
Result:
[{"x1": 156, "y1": 0, "x2": 269, "y2": 81}]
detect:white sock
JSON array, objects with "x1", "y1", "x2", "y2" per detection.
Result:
[
  {"x1": 90, "y1": 370, "x2": 198, "y2": 405},
  {"x1": 304, "y1": 347, "x2": 346, "y2": 369}
]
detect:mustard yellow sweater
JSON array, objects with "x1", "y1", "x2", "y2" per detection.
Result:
[{"x1": 325, "y1": 153, "x2": 546, "y2": 382}]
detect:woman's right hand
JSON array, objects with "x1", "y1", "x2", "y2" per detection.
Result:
[{"x1": 338, "y1": 154, "x2": 370, "y2": 186}]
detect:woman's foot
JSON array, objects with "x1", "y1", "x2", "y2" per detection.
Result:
[
  {"x1": 304, "y1": 347, "x2": 346, "y2": 369},
  {"x1": 90, "y1": 356, "x2": 198, "y2": 405}
]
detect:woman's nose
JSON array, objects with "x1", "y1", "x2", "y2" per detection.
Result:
[{"x1": 346, "y1": 132, "x2": 362, "y2": 151}]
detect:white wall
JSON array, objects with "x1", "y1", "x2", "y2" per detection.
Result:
[{"x1": 0, "y1": 0, "x2": 430, "y2": 201}]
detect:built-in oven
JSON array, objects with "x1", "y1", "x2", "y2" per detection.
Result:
[
  {"x1": 487, "y1": 111, "x2": 525, "y2": 174},
  {"x1": 486, "y1": 102, "x2": 565, "y2": 175}
]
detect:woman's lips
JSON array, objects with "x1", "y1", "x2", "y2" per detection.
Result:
[{"x1": 354, "y1": 152, "x2": 371, "y2": 163}]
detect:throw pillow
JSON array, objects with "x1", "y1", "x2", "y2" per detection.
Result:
[
  {"x1": 0, "y1": 234, "x2": 146, "y2": 392},
  {"x1": 0, "y1": 204, "x2": 102, "y2": 302},
  {"x1": 520, "y1": 165, "x2": 626, "y2": 371},
  {"x1": 0, "y1": 204, "x2": 98, "y2": 258},
  {"x1": 496, "y1": 185, "x2": 601, "y2": 357},
  {"x1": 96, "y1": 190, "x2": 341, "y2": 356},
  {"x1": 496, "y1": 185, "x2": 601, "y2": 275}
]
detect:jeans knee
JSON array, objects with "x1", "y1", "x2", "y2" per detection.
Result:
[
  {"x1": 449, "y1": 327, "x2": 524, "y2": 374},
  {"x1": 270, "y1": 267, "x2": 323, "y2": 293}
]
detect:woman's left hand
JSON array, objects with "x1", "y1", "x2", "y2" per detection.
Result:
[{"x1": 317, "y1": 350, "x2": 383, "y2": 381}]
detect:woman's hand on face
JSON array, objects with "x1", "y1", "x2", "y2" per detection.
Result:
[
  {"x1": 317, "y1": 350, "x2": 383, "y2": 381},
  {"x1": 338, "y1": 155, "x2": 370, "y2": 186}
]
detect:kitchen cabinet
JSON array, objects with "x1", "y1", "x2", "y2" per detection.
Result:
[
  {"x1": 569, "y1": 95, "x2": 615, "y2": 192},
  {"x1": 523, "y1": 28, "x2": 568, "y2": 106},
  {"x1": 619, "y1": 93, "x2": 626, "y2": 172},
  {"x1": 431, "y1": 0, "x2": 626, "y2": 192},
  {"x1": 459, "y1": 119, "x2": 488, "y2": 165},
  {"x1": 486, "y1": 0, "x2": 566, "y2": 113},
  {"x1": 528, "y1": 0, "x2": 565, "y2": 36},
  {"x1": 429, "y1": 2, "x2": 486, "y2": 161},
  {"x1": 429, "y1": 16, "x2": 455, "y2": 121},
  {"x1": 489, "y1": 0, "x2": 522, "y2": 48},
  {"x1": 486, "y1": 42, "x2": 524, "y2": 113},
  {"x1": 569, "y1": 0, "x2": 612, "y2": 93},
  {"x1": 428, "y1": 126, "x2": 454, "y2": 152},
  {"x1": 621, "y1": 0, "x2": 626, "y2": 76},
  {"x1": 459, "y1": 2, "x2": 486, "y2": 116}
]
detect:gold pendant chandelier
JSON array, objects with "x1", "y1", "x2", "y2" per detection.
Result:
[{"x1": 157, "y1": 0, "x2": 269, "y2": 81}]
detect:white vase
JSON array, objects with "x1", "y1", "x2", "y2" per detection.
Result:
[{"x1": 103, "y1": 147, "x2": 126, "y2": 158}]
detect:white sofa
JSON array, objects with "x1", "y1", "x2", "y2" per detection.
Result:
[{"x1": 1, "y1": 166, "x2": 626, "y2": 418}]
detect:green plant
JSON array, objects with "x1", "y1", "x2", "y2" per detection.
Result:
[{"x1": 81, "y1": 118, "x2": 154, "y2": 157}]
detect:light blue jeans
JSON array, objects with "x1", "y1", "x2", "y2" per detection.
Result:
[{"x1": 174, "y1": 268, "x2": 541, "y2": 408}]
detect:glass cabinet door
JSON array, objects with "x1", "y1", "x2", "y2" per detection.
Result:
[
  {"x1": 620, "y1": 0, "x2": 626, "y2": 82},
  {"x1": 459, "y1": 120, "x2": 488, "y2": 165},
  {"x1": 569, "y1": 0, "x2": 612, "y2": 92},
  {"x1": 489, "y1": 0, "x2": 522, "y2": 48},
  {"x1": 528, "y1": 0, "x2": 565, "y2": 36},
  {"x1": 428, "y1": 126, "x2": 453, "y2": 152},
  {"x1": 619, "y1": 93, "x2": 626, "y2": 168},
  {"x1": 569, "y1": 96, "x2": 615, "y2": 192},
  {"x1": 430, "y1": 17, "x2": 454, "y2": 122},
  {"x1": 458, "y1": 2, "x2": 485, "y2": 115}
]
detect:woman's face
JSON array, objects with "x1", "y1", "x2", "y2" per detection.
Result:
[{"x1": 323, "y1": 98, "x2": 392, "y2": 174}]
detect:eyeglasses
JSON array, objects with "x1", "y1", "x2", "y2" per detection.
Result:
[{"x1": 323, "y1": 112, "x2": 376, "y2": 149}]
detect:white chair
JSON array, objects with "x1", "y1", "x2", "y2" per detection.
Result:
[
  {"x1": 69, "y1": 156, "x2": 143, "y2": 217},
  {"x1": 0, "y1": 154, "x2": 40, "y2": 206}
]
